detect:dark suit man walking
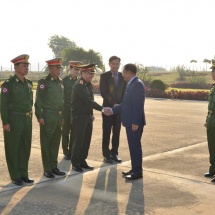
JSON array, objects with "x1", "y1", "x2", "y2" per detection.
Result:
[
  {"x1": 100, "y1": 56, "x2": 127, "y2": 163},
  {"x1": 105, "y1": 63, "x2": 146, "y2": 180}
]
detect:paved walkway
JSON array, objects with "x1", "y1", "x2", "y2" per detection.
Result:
[{"x1": 0, "y1": 97, "x2": 214, "y2": 215}]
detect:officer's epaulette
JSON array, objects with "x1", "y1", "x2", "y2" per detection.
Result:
[
  {"x1": 25, "y1": 77, "x2": 32, "y2": 83},
  {"x1": 79, "y1": 80, "x2": 84, "y2": 85},
  {"x1": 2, "y1": 75, "x2": 14, "y2": 85},
  {"x1": 62, "y1": 75, "x2": 68, "y2": 80},
  {"x1": 38, "y1": 76, "x2": 48, "y2": 83}
]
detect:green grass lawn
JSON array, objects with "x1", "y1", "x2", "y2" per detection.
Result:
[{"x1": 149, "y1": 71, "x2": 212, "y2": 85}]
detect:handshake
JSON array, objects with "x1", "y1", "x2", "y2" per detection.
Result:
[{"x1": 103, "y1": 107, "x2": 113, "y2": 116}]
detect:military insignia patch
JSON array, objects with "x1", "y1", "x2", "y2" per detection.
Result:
[
  {"x1": 2, "y1": 87, "x2": 8, "y2": 93},
  {"x1": 39, "y1": 84, "x2": 45, "y2": 90}
]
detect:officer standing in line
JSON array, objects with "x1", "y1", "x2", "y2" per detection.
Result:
[
  {"x1": 62, "y1": 61, "x2": 82, "y2": 160},
  {"x1": 35, "y1": 58, "x2": 65, "y2": 178},
  {"x1": 204, "y1": 59, "x2": 215, "y2": 182},
  {"x1": 1, "y1": 54, "x2": 34, "y2": 186},
  {"x1": 71, "y1": 64, "x2": 104, "y2": 172}
]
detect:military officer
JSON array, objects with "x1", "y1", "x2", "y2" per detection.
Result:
[
  {"x1": 35, "y1": 58, "x2": 65, "y2": 178},
  {"x1": 204, "y1": 59, "x2": 215, "y2": 182},
  {"x1": 62, "y1": 61, "x2": 82, "y2": 160},
  {"x1": 0, "y1": 54, "x2": 34, "y2": 186},
  {"x1": 71, "y1": 64, "x2": 104, "y2": 172}
]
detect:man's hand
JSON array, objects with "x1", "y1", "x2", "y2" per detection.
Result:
[
  {"x1": 3, "y1": 124, "x2": 10, "y2": 132},
  {"x1": 103, "y1": 107, "x2": 113, "y2": 116},
  {"x1": 132, "y1": 124, "x2": 139, "y2": 132},
  {"x1": 38, "y1": 118, "x2": 45, "y2": 125},
  {"x1": 204, "y1": 122, "x2": 207, "y2": 128}
]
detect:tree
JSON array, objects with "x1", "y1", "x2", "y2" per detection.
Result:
[
  {"x1": 176, "y1": 65, "x2": 187, "y2": 81},
  {"x1": 203, "y1": 59, "x2": 211, "y2": 72},
  {"x1": 136, "y1": 64, "x2": 154, "y2": 87},
  {"x1": 62, "y1": 47, "x2": 105, "y2": 71},
  {"x1": 48, "y1": 35, "x2": 77, "y2": 57}
]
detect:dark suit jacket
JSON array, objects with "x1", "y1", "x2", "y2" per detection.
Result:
[
  {"x1": 100, "y1": 71, "x2": 127, "y2": 107},
  {"x1": 112, "y1": 76, "x2": 146, "y2": 127}
]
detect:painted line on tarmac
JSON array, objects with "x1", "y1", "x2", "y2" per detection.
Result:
[{"x1": 143, "y1": 141, "x2": 207, "y2": 161}]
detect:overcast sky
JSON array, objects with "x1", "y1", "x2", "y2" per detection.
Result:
[{"x1": 1, "y1": 0, "x2": 215, "y2": 70}]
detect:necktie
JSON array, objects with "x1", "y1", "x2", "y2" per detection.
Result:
[{"x1": 114, "y1": 74, "x2": 118, "y2": 86}]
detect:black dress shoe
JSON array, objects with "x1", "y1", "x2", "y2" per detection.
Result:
[
  {"x1": 122, "y1": 170, "x2": 132, "y2": 176},
  {"x1": 204, "y1": 172, "x2": 215, "y2": 178},
  {"x1": 12, "y1": 179, "x2": 23, "y2": 186},
  {"x1": 80, "y1": 163, "x2": 94, "y2": 170},
  {"x1": 72, "y1": 166, "x2": 83, "y2": 172},
  {"x1": 64, "y1": 154, "x2": 71, "y2": 160},
  {"x1": 104, "y1": 156, "x2": 113, "y2": 164},
  {"x1": 110, "y1": 155, "x2": 122, "y2": 163},
  {"x1": 52, "y1": 168, "x2": 66, "y2": 176},
  {"x1": 125, "y1": 173, "x2": 143, "y2": 180},
  {"x1": 44, "y1": 171, "x2": 55, "y2": 178},
  {"x1": 21, "y1": 177, "x2": 34, "y2": 183}
]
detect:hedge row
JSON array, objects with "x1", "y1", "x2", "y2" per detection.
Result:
[
  {"x1": 146, "y1": 88, "x2": 209, "y2": 101},
  {"x1": 93, "y1": 84, "x2": 209, "y2": 101},
  {"x1": 170, "y1": 82, "x2": 212, "y2": 89}
]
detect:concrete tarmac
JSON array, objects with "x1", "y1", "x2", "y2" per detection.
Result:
[{"x1": 0, "y1": 96, "x2": 214, "y2": 215}]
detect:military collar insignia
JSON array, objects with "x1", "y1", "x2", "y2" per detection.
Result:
[{"x1": 28, "y1": 83, "x2": 32, "y2": 90}]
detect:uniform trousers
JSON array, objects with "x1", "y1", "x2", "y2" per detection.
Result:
[
  {"x1": 71, "y1": 115, "x2": 92, "y2": 167},
  {"x1": 62, "y1": 109, "x2": 75, "y2": 156},
  {"x1": 40, "y1": 111, "x2": 62, "y2": 172},
  {"x1": 207, "y1": 114, "x2": 215, "y2": 172},
  {"x1": 4, "y1": 113, "x2": 32, "y2": 180}
]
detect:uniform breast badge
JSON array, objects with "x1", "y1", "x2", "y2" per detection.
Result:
[
  {"x1": 39, "y1": 84, "x2": 45, "y2": 90},
  {"x1": 2, "y1": 87, "x2": 8, "y2": 93}
]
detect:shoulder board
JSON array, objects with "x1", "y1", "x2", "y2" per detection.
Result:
[
  {"x1": 79, "y1": 80, "x2": 84, "y2": 85},
  {"x1": 38, "y1": 76, "x2": 48, "y2": 83},
  {"x1": 25, "y1": 78, "x2": 32, "y2": 83}
]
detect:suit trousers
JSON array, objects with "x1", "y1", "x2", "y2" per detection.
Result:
[
  {"x1": 40, "y1": 112, "x2": 62, "y2": 172},
  {"x1": 4, "y1": 114, "x2": 32, "y2": 180},
  {"x1": 126, "y1": 125, "x2": 144, "y2": 174},
  {"x1": 102, "y1": 113, "x2": 121, "y2": 157},
  {"x1": 62, "y1": 109, "x2": 75, "y2": 156},
  {"x1": 71, "y1": 115, "x2": 93, "y2": 167}
]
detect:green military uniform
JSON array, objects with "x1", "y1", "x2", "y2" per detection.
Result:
[
  {"x1": 35, "y1": 74, "x2": 64, "y2": 172},
  {"x1": 206, "y1": 82, "x2": 215, "y2": 172},
  {"x1": 71, "y1": 76, "x2": 103, "y2": 167},
  {"x1": 62, "y1": 75, "x2": 77, "y2": 156},
  {"x1": 1, "y1": 75, "x2": 33, "y2": 180}
]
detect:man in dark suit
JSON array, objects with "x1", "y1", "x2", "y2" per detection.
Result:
[
  {"x1": 100, "y1": 56, "x2": 127, "y2": 163},
  {"x1": 104, "y1": 63, "x2": 146, "y2": 180}
]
